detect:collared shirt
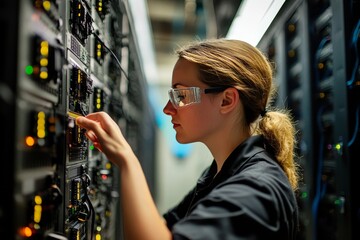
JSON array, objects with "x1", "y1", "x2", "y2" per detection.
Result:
[{"x1": 163, "y1": 135, "x2": 299, "y2": 240}]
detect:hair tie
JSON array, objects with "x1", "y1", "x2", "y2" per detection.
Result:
[{"x1": 260, "y1": 109, "x2": 268, "y2": 117}]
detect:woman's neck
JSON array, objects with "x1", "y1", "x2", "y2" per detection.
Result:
[{"x1": 206, "y1": 127, "x2": 251, "y2": 173}]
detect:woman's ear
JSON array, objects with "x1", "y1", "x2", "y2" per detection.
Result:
[{"x1": 220, "y1": 88, "x2": 240, "y2": 114}]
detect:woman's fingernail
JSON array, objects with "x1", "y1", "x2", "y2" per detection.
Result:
[{"x1": 76, "y1": 117, "x2": 83, "y2": 124}]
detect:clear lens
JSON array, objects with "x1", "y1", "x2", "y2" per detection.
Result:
[{"x1": 168, "y1": 87, "x2": 201, "y2": 108}]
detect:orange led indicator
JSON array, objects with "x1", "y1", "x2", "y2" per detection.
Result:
[
  {"x1": 19, "y1": 226, "x2": 33, "y2": 237},
  {"x1": 288, "y1": 24, "x2": 296, "y2": 32},
  {"x1": 25, "y1": 136, "x2": 35, "y2": 147},
  {"x1": 33, "y1": 66, "x2": 40, "y2": 75}
]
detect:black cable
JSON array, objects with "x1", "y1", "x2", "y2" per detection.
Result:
[
  {"x1": 82, "y1": 173, "x2": 95, "y2": 240},
  {"x1": 92, "y1": 32, "x2": 129, "y2": 81}
]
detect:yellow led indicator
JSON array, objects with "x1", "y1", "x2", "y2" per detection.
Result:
[
  {"x1": 34, "y1": 195, "x2": 42, "y2": 205},
  {"x1": 77, "y1": 182, "x2": 80, "y2": 200},
  {"x1": 40, "y1": 71, "x2": 48, "y2": 79},
  {"x1": 105, "y1": 210, "x2": 111, "y2": 217},
  {"x1": 335, "y1": 143, "x2": 341, "y2": 151},
  {"x1": 40, "y1": 41, "x2": 49, "y2": 56},
  {"x1": 78, "y1": 70, "x2": 81, "y2": 83},
  {"x1": 37, "y1": 111, "x2": 46, "y2": 138},
  {"x1": 25, "y1": 136, "x2": 35, "y2": 147},
  {"x1": 96, "y1": 103, "x2": 101, "y2": 109},
  {"x1": 34, "y1": 205, "x2": 42, "y2": 223},
  {"x1": 105, "y1": 163, "x2": 111, "y2": 169},
  {"x1": 77, "y1": 127, "x2": 81, "y2": 143},
  {"x1": 96, "y1": 233, "x2": 102, "y2": 240},
  {"x1": 38, "y1": 112, "x2": 45, "y2": 118},
  {"x1": 97, "y1": 99, "x2": 101, "y2": 104},
  {"x1": 37, "y1": 118, "x2": 45, "y2": 126},
  {"x1": 319, "y1": 92, "x2": 325, "y2": 98},
  {"x1": 37, "y1": 129, "x2": 45, "y2": 138},
  {"x1": 40, "y1": 58, "x2": 48, "y2": 67},
  {"x1": 43, "y1": 0, "x2": 51, "y2": 11},
  {"x1": 78, "y1": 4, "x2": 82, "y2": 18},
  {"x1": 98, "y1": 7, "x2": 102, "y2": 12}
]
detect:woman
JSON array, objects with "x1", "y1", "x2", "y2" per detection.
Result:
[{"x1": 76, "y1": 39, "x2": 299, "y2": 239}]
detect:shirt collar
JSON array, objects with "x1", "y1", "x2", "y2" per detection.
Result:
[{"x1": 197, "y1": 135, "x2": 268, "y2": 187}]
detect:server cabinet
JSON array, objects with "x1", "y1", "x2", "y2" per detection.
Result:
[
  {"x1": 0, "y1": 0, "x2": 157, "y2": 239},
  {"x1": 258, "y1": 0, "x2": 360, "y2": 239}
]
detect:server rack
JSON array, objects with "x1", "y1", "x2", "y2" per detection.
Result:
[
  {"x1": 0, "y1": 0, "x2": 157, "y2": 239},
  {"x1": 258, "y1": 0, "x2": 360, "y2": 239}
]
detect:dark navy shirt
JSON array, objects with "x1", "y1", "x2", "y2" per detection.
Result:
[{"x1": 163, "y1": 135, "x2": 299, "y2": 240}]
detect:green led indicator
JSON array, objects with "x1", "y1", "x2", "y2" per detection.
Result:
[
  {"x1": 25, "y1": 65, "x2": 34, "y2": 75},
  {"x1": 334, "y1": 199, "x2": 341, "y2": 205},
  {"x1": 335, "y1": 144, "x2": 341, "y2": 151},
  {"x1": 301, "y1": 192, "x2": 308, "y2": 199},
  {"x1": 90, "y1": 145, "x2": 95, "y2": 150}
]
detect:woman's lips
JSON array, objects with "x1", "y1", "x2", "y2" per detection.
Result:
[{"x1": 172, "y1": 122, "x2": 180, "y2": 128}]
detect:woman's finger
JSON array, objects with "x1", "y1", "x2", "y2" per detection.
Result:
[
  {"x1": 85, "y1": 130, "x2": 98, "y2": 143},
  {"x1": 77, "y1": 116, "x2": 108, "y2": 143},
  {"x1": 84, "y1": 112, "x2": 121, "y2": 136}
]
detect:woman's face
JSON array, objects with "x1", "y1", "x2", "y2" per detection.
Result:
[{"x1": 163, "y1": 58, "x2": 224, "y2": 144}]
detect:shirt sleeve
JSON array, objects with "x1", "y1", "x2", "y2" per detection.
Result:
[{"x1": 170, "y1": 173, "x2": 297, "y2": 240}]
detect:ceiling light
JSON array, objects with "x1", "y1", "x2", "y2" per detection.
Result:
[{"x1": 226, "y1": 0, "x2": 286, "y2": 46}]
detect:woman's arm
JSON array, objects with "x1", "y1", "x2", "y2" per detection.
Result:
[{"x1": 76, "y1": 112, "x2": 171, "y2": 240}]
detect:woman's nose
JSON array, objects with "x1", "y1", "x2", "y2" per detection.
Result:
[{"x1": 163, "y1": 100, "x2": 176, "y2": 115}]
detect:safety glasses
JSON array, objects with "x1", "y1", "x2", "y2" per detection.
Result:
[{"x1": 168, "y1": 86, "x2": 227, "y2": 109}]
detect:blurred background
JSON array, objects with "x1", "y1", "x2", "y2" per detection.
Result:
[{"x1": 1, "y1": 0, "x2": 359, "y2": 239}]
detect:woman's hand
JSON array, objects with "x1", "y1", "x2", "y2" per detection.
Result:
[
  {"x1": 77, "y1": 111, "x2": 171, "y2": 240},
  {"x1": 76, "y1": 111, "x2": 132, "y2": 167}
]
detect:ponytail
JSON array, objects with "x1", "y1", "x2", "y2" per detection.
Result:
[{"x1": 256, "y1": 109, "x2": 299, "y2": 190}]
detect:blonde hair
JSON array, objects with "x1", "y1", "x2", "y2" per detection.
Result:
[{"x1": 176, "y1": 39, "x2": 299, "y2": 190}]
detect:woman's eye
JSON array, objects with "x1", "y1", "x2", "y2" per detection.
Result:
[{"x1": 177, "y1": 94, "x2": 185, "y2": 100}]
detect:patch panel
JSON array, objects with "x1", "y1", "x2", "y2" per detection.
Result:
[
  {"x1": 65, "y1": 165, "x2": 93, "y2": 239},
  {"x1": 68, "y1": 65, "x2": 93, "y2": 116},
  {"x1": 67, "y1": 116, "x2": 88, "y2": 163}
]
